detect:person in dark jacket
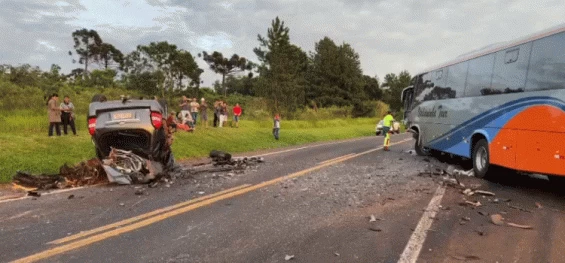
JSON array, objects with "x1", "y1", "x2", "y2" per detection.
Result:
[{"x1": 273, "y1": 114, "x2": 280, "y2": 140}]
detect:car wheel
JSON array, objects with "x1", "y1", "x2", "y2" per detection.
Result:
[
  {"x1": 472, "y1": 139, "x2": 492, "y2": 179},
  {"x1": 414, "y1": 135, "x2": 430, "y2": 156},
  {"x1": 91, "y1": 94, "x2": 107, "y2": 103}
]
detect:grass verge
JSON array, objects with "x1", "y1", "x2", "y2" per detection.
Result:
[{"x1": 0, "y1": 118, "x2": 377, "y2": 183}]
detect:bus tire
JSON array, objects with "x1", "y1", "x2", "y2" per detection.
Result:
[
  {"x1": 472, "y1": 139, "x2": 491, "y2": 179},
  {"x1": 414, "y1": 136, "x2": 429, "y2": 156}
]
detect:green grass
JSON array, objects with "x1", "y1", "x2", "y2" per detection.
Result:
[{"x1": 0, "y1": 118, "x2": 376, "y2": 183}]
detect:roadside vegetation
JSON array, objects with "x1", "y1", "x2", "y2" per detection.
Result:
[{"x1": 0, "y1": 16, "x2": 412, "y2": 183}]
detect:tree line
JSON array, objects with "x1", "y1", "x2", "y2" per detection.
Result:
[{"x1": 0, "y1": 17, "x2": 412, "y2": 118}]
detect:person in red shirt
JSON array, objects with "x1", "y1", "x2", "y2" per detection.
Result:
[
  {"x1": 166, "y1": 112, "x2": 177, "y2": 132},
  {"x1": 233, "y1": 103, "x2": 242, "y2": 128}
]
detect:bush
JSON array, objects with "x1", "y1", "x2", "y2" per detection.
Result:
[
  {"x1": 297, "y1": 106, "x2": 351, "y2": 120},
  {"x1": 351, "y1": 100, "x2": 376, "y2": 118}
]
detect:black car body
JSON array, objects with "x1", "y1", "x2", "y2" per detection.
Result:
[{"x1": 87, "y1": 96, "x2": 172, "y2": 166}]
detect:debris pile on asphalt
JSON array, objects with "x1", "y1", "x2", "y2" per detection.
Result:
[
  {"x1": 209, "y1": 150, "x2": 265, "y2": 167},
  {"x1": 101, "y1": 148, "x2": 164, "y2": 185},
  {"x1": 168, "y1": 150, "x2": 265, "y2": 179},
  {"x1": 59, "y1": 158, "x2": 107, "y2": 187},
  {"x1": 11, "y1": 147, "x2": 166, "y2": 191},
  {"x1": 12, "y1": 149, "x2": 265, "y2": 194},
  {"x1": 13, "y1": 158, "x2": 107, "y2": 191}
]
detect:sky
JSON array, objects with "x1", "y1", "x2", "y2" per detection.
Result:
[{"x1": 1, "y1": 0, "x2": 565, "y2": 87}]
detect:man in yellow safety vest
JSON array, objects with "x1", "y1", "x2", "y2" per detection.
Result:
[{"x1": 382, "y1": 111, "x2": 395, "y2": 151}]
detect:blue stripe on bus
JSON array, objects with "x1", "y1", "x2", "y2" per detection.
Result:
[{"x1": 425, "y1": 96, "x2": 565, "y2": 158}]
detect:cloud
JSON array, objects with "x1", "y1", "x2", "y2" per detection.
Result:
[{"x1": 1, "y1": 0, "x2": 565, "y2": 87}]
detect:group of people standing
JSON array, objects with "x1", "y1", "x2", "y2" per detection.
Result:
[
  {"x1": 172, "y1": 96, "x2": 242, "y2": 132},
  {"x1": 213, "y1": 100, "x2": 242, "y2": 128},
  {"x1": 46, "y1": 93, "x2": 77, "y2": 137},
  {"x1": 179, "y1": 96, "x2": 206, "y2": 130}
]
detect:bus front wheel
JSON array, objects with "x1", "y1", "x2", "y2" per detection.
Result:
[
  {"x1": 472, "y1": 139, "x2": 491, "y2": 179},
  {"x1": 414, "y1": 136, "x2": 429, "y2": 156}
]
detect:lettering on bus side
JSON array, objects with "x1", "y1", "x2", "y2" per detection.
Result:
[
  {"x1": 438, "y1": 110, "x2": 448, "y2": 118},
  {"x1": 418, "y1": 106, "x2": 448, "y2": 118},
  {"x1": 418, "y1": 106, "x2": 437, "y2": 117}
]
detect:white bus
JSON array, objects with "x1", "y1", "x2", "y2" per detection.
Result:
[{"x1": 401, "y1": 24, "x2": 565, "y2": 181}]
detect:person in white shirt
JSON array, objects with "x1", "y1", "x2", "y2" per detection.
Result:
[{"x1": 60, "y1": 96, "x2": 77, "y2": 135}]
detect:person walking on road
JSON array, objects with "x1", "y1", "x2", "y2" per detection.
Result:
[
  {"x1": 233, "y1": 103, "x2": 242, "y2": 128},
  {"x1": 47, "y1": 93, "x2": 62, "y2": 137},
  {"x1": 60, "y1": 95, "x2": 77, "y2": 135},
  {"x1": 382, "y1": 111, "x2": 395, "y2": 151},
  {"x1": 273, "y1": 114, "x2": 280, "y2": 140}
]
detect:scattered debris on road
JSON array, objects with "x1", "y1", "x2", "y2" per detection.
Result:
[
  {"x1": 535, "y1": 202, "x2": 543, "y2": 209},
  {"x1": 369, "y1": 226, "x2": 383, "y2": 232},
  {"x1": 68, "y1": 194, "x2": 75, "y2": 199},
  {"x1": 507, "y1": 222, "x2": 533, "y2": 229},
  {"x1": 27, "y1": 191, "x2": 41, "y2": 197},
  {"x1": 334, "y1": 252, "x2": 340, "y2": 257},
  {"x1": 490, "y1": 214, "x2": 505, "y2": 226},
  {"x1": 369, "y1": 214, "x2": 377, "y2": 222},
  {"x1": 464, "y1": 201, "x2": 482, "y2": 207},
  {"x1": 473, "y1": 190, "x2": 495, "y2": 196},
  {"x1": 284, "y1": 255, "x2": 295, "y2": 261}
]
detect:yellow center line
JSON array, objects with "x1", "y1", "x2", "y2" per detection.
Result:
[
  {"x1": 12, "y1": 138, "x2": 412, "y2": 263},
  {"x1": 48, "y1": 184, "x2": 252, "y2": 245},
  {"x1": 317, "y1": 153, "x2": 356, "y2": 165}
]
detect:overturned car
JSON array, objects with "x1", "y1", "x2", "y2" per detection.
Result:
[{"x1": 88, "y1": 95, "x2": 174, "y2": 183}]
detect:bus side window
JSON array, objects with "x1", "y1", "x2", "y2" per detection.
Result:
[
  {"x1": 491, "y1": 42, "x2": 531, "y2": 95},
  {"x1": 414, "y1": 73, "x2": 434, "y2": 103},
  {"x1": 526, "y1": 31, "x2": 565, "y2": 91},
  {"x1": 413, "y1": 74, "x2": 426, "y2": 104},
  {"x1": 465, "y1": 53, "x2": 496, "y2": 97},
  {"x1": 445, "y1": 61, "x2": 468, "y2": 98}
]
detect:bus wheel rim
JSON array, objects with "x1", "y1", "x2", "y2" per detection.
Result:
[{"x1": 476, "y1": 147, "x2": 487, "y2": 171}]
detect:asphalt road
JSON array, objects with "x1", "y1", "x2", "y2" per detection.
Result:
[{"x1": 1, "y1": 133, "x2": 565, "y2": 263}]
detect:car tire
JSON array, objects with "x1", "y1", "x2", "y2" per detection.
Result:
[
  {"x1": 414, "y1": 135, "x2": 430, "y2": 156},
  {"x1": 472, "y1": 139, "x2": 492, "y2": 179},
  {"x1": 91, "y1": 94, "x2": 107, "y2": 103}
]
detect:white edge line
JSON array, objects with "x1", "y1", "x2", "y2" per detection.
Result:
[{"x1": 398, "y1": 185, "x2": 446, "y2": 263}]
